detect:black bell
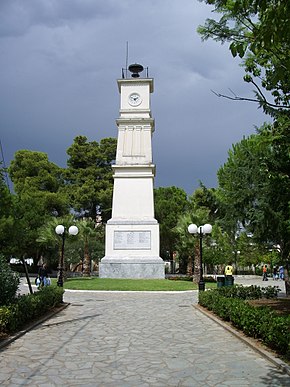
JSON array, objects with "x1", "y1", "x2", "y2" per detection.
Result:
[{"x1": 128, "y1": 63, "x2": 144, "y2": 78}]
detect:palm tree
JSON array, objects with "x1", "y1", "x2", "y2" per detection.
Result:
[
  {"x1": 76, "y1": 219, "x2": 97, "y2": 277},
  {"x1": 36, "y1": 214, "x2": 79, "y2": 271},
  {"x1": 175, "y1": 209, "x2": 210, "y2": 283},
  {"x1": 37, "y1": 216, "x2": 101, "y2": 278}
]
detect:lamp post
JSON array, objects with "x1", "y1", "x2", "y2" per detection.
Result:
[
  {"x1": 188, "y1": 223, "x2": 212, "y2": 291},
  {"x1": 55, "y1": 224, "x2": 79, "y2": 287}
]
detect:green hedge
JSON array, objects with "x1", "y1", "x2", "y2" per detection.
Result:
[
  {"x1": 0, "y1": 255, "x2": 20, "y2": 306},
  {"x1": 0, "y1": 286, "x2": 64, "y2": 335},
  {"x1": 199, "y1": 286, "x2": 290, "y2": 359},
  {"x1": 215, "y1": 284, "x2": 281, "y2": 299}
]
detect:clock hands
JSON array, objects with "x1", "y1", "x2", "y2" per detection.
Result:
[{"x1": 128, "y1": 93, "x2": 142, "y2": 106}]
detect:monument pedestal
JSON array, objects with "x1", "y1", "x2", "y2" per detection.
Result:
[
  {"x1": 99, "y1": 257, "x2": 164, "y2": 279},
  {"x1": 100, "y1": 219, "x2": 164, "y2": 279}
]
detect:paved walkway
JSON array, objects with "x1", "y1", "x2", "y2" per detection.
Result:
[{"x1": 1, "y1": 280, "x2": 290, "y2": 386}]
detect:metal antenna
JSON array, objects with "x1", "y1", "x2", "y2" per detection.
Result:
[
  {"x1": 125, "y1": 41, "x2": 129, "y2": 78},
  {"x1": 0, "y1": 139, "x2": 11, "y2": 192}
]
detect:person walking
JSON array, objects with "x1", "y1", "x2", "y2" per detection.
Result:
[
  {"x1": 262, "y1": 265, "x2": 268, "y2": 281},
  {"x1": 224, "y1": 264, "x2": 234, "y2": 286},
  {"x1": 225, "y1": 264, "x2": 233, "y2": 276},
  {"x1": 38, "y1": 263, "x2": 48, "y2": 287},
  {"x1": 279, "y1": 265, "x2": 284, "y2": 280}
]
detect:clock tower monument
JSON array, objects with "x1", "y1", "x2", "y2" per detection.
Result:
[{"x1": 99, "y1": 64, "x2": 164, "y2": 278}]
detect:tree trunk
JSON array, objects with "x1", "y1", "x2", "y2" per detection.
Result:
[
  {"x1": 193, "y1": 243, "x2": 200, "y2": 284},
  {"x1": 82, "y1": 240, "x2": 91, "y2": 277},
  {"x1": 187, "y1": 255, "x2": 193, "y2": 276},
  {"x1": 170, "y1": 250, "x2": 175, "y2": 274},
  {"x1": 284, "y1": 267, "x2": 290, "y2": 296}
]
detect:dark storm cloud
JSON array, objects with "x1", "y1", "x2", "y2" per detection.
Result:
[
  {"x1": 0, "y1": 0, "x2": 121, "y2": 37},
  {"x1": 0, "y1": 0, "x2": 267, "y2": 194}
]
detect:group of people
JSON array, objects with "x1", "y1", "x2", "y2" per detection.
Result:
[
  {"x1": 262, "y1": 264, "x2": 284, "y2": 281},
  {"x1": 35, "y1": 263, "x2": 51, "y2": 288},
  {"x1": 223, "y1": 263, "x2": 285, "y2": 282},
  {"x1": 272, "y1": 265, "x2": 284, "y2": 280}
]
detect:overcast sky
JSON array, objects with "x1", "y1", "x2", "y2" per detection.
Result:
[{"x1": 0, "y1": 0, "x2": 268, "y2": 194}]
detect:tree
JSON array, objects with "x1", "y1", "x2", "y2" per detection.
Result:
[
  {"x1": 9, "y1": 150, "x2": 68, "y2": 219},
  {"x1": 198, "y1": 0, "x2": 290, "y2": 114},
  {"x1": 9, "y1": 150, "x2": 64, "y2": 196},
  {"x1": 187, "y1": 187, "x2": 235, "y2": 274},
  {"x1": 36, "y1": 217, "x2": 66, "y2": 268},
  {"x1": 8, "y1": 150, "x2": 69, "y2": 259},
  {"x1": 37, "y1": 217, "x2": 104, "y2": 274},
  {"x1": 217, "y1": 123, "x2": 290, "y2": 267},
  {"x1": 64, "y1": 136, "x2": 117, "y2": 222},
  {"x1": 0, "y1": 164, "x2": 17, "y2": 257},
  {"x1": 37, "y1": 215, "x2": 84, "y2": 274},
  {"x1": 188, "y1": 184, "x2": 220, "y2": 222},
  {"x1": 176, "y1": 208, "x2": 212, "y2": 280},
  {"x1": 154, "y1": 186, "x2": 188, "y2": 269},
  {"x1": 0, "y1": 255, "x2": 20, "y2": 306},
  {"x1": 235, "y1": 231, "x2": 266, "y2": 269},
  {"x1": 207, "y1": 224, "x2": 233, "y2": 269},
  {"x1": 175, "y1": 213, "x2": 197, "y2": 276},
  {"x1": 198, "y1": 0, "x2": 290, "y2": 287},
  {"x1": 76, "y1": 219, "x2": 100, "y2": 276}
]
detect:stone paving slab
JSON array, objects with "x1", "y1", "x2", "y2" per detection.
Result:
[
  {"x1": 194, "y1": 304, "x2": 290, "y2": 377},
  {"x1": 1, "y1": 290, "x2": 290, "y2": 386},
  {"x1": 0, "y1": 303, "x2": 69, "y2": 351}
]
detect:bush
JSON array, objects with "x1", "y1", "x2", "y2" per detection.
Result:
[
  {"x1": 0, "y1": 255, "x2": 20, "y2": 306},
  {"x1": 215, "y1": 284, "x2": 280, "y2": 300},
  {"x1": 261, "y1": 315, "x2": 290, "y2": 354},
  {"x1": 167, "y1": 276, "x2": 193, "y2": 282},
  {"x1": 204, "y1": 276, "x2": 217, "y2": 283},
  {"x1": 0, "y1": 286, "x2": 64, "y2": 335},
  {"x1": 0, "y1": 306, "x2": 13, "y2": 332},
  {"x1": 199, "y1": 286, "x2": 290, "y2": 358}
]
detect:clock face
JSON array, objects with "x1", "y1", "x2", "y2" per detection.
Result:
[{"x1": 128, "y1": 93, "x2": 142, "y2": 106}]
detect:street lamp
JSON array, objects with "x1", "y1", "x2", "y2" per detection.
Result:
[
  {"x1": 55, "y1": 224, "x2": 79, "y2": 287},
  {"x1": 188, "y1": 223, "x2": 212, "y2": 291}
]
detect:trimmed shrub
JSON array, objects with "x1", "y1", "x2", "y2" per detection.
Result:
[
  {"x1": 199, "y1": 286, "x2": 290, "y2": 358},
  {"x1": 0, "y1": 306, "x2": 13, "y2": 332},
  {"x1": 261, "y1": 315, "x2": 290, "y2": 354},
  {"x1": 0, "y1": 286, "x2": 64, "y2": 335},
  {"x1": 215, "y1": 284, "x2": 280, "y2": 300},
  {"x1": 0, "y1": 255, "x2": 20, "y2": 306}
]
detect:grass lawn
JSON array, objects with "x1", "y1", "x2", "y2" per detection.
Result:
[{"x1": 60, "y1": 277, "x2": 217, "y2": 291}]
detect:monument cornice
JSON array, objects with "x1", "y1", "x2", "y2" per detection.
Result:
[
  {"x1": 117, "y1": 78, "x2": 154, "y2": 93},
  {"x1": 116, "y1": 117, "x2": 155, "y2": 126},
  {"x1": 112, "y1": 164, "x2": 156, "y2": 177}
]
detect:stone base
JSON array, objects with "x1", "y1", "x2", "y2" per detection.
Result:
[{"x1": 99, "y1": 257, "x2": 165, "y2": 279}]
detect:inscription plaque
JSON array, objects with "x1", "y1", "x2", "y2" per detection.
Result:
[{"x1": 114, "y1": 231, "x2": 151, "y2": 250}]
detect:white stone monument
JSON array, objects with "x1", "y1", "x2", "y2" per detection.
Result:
[{"x1": 99, "y1": 64, "x2": 164, "y2": 278}]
